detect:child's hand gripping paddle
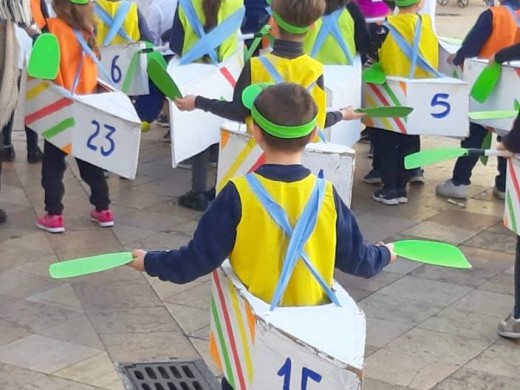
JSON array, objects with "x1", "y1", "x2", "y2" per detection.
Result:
[
  {"x1": 404, "y1": 147, "x2": 513, "y2": 170},
  {"x1": 362, "y1": 62, "x2": 386, "y2": 84},
  {"x1": 27, "y1": 33, "x2": 60, "y2": 80},
  {"x1": 147, "y1": 58, "x2": 183, "y2": 100},
  {"x1": 470, "y1": 63, "x2": 501, "y2": 104},
  {"x1": 355, "y1": 106, "x2": 413, "y2": 118},
  {"x1": 49, "y1": 252, "x2": 134, "y2": 279},
  {"x1": 392, "y1": 240, "x2": 471, "y2": 269}
]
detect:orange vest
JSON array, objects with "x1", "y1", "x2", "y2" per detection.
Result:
[
  {"x1": 480, "y1": 6, "x2": 520, "y2": 58},
  {"x1": 31, "y1": 0, "x2": 47, "y2": 30},
  {"x1": 46, "y1": 18, "x2": 98, "y2": 95}
]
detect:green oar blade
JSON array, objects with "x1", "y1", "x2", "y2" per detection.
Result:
[
  {"x1": 49, "y1": 252, "x2": 134, "y2": 279},
  {"x1": 393, "y1": 240, "x2": 471, "y2": 269},
  {"x1": 148, "y1": 58, "x2": 183, "y2": 100},
  {"x1": 356, "y1": 106, "x2": 413, "y2": 118},
  {"x1": 362, "y1": 62, "x2": 386, "y2": 84},
  {"x1": 28, "y1": 33, "x2": 60, "y2": 80},
  {"x1": 468, "y1": 110, "x2": 518, "y2": 120},
  {"x1": 470, "y1": 63, "x2": 501, "y2": 104},
  {"x1": 404, "y1": 147, "x2": 467, "y2": 169}
]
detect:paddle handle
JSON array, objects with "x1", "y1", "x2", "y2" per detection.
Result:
[{"x1": 466, "y1": 149, "x2": 514, "y2": 158}]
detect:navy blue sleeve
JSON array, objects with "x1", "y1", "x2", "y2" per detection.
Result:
[
  {"x1": 454, "y1": 10, "x2": 493, "y2": 66},
  {"x1": 40, "y1": 0, "x2": 50, "y2": 19},
  {"x1": 333, "y1": 188, "x2": 390, "y2": 277},
  {"x1": 137, "y1": 10, "x2": 153, "y2": 43},
  {"x1": 144, "y1": 182, "x2": 241, "y2": 284},
  {"x1": 169, "y1": 7, "x2": 185, "y2": 55},
  {"x1": 346, "y1": 2, "x2": 370, "y2": 55},
  {"x1": 495, "y1": 43, "x2": 520, "y2": 63}
]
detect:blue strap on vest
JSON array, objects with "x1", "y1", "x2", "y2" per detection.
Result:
[
  {"x1": 178, "y1": 0, "x2": 245, "y2": 65},
  {"x1": 383, "y1": 16, "x2": 442, "y2": 79},
  {"x1": 93, "y1": 1, "x2": 134, "y2": 46},
  {"x1": 73, "y1": 30, "x2": 115, "y2": 93},
  {"x1": 245, "y1": 172, "x2": 340, "y2": 310},
  {"x1": 504, "y1": 5, "x2": 520, "y2": 28},
  {"x1": 311, "y1": 9, "x2": 354, "y2": 65}
]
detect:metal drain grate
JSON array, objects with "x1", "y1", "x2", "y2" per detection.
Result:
[{"x1": 116, "y1": 358, "x2": 221, "y2": 390}]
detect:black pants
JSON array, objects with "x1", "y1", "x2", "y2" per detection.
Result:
[
  {"x1": 372, "y1": 128, "x2": 419, "y2": 192},
  {"x1": 370, "y1": 127, "x2": 420, "y2": 174},
  {"x1": 1, "y1": 114, "x2": 38, "y2": 151},
  {"x1": 452, "y1": 123, "x2": 506, "y2": 190},
  {"x1": 221, "y1": 378, "x2": 233, "y2": 390},
  {"x1": 515, "y1": 236, "x2": 520, "y2": 319},
  {"x1": 41, "y1": 141, "x2": 110, "y2": 215}
]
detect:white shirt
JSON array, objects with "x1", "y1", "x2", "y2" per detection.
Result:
[
  {"x1": 132, "y1": 0, "x2": 152, "y2": 19},
  {"x1": 14, "y1": 25, "x2": 32, "y2": 70},
  {"x1": 147, "y1": 0, "x2": 177, "y2": 46}
]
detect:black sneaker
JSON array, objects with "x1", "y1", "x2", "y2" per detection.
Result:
[
  {"x1": 205, "y1": 187, "x2": 216, "y2": 201},
  {"x1": 408, "y1": 168, "x2": 425, "y2": 185},
  {"x1": 179, "y1": 190, "x2": 209, "y2": 211},
  {"x1": 156, "y1": 114, "x2": 169, "y2": 128},
  {"x1": 372, "y1": 189, "x2": 399, "y2": 206},
  {"x1": 27, "y1": 147, "x2": 43, "y2": 164},
  {"x1": 0, "y1": 209, "x2": 6, "y2": 224},
  {"x1": 0, "y1": 146, "x2": 15, "y2": 162},
  {"x1": 396, "y1": 189, "x2": 408, "y2": 204},
  {"x1": 363, "y1": 169, "x2": 382, "y2": 185}
]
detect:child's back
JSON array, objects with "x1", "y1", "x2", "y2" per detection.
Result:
[{"x1": 94, "y1": 0, "x2": 142, "y2": 45}]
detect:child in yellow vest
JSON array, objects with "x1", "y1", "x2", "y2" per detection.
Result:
[
  {"x1": 368, "y1": 0, "x2": 438, "y2": 206},
  {"x1": 128, "y1": 82, "x2": 396, "y2": 390},
  {"x1": 174, "y1": 0, "x2": 365, "y2": 211}
]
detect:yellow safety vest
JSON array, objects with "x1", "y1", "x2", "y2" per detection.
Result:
[
  {"x1": 303, "y1": 8, "x2": 356, "y2": 65},
  {"x1": 94, "y1": 0, "x2": 141, "y2": 46},
  {"x1": 378, "y1": 14, "x2": 438, "y2": 78},
  {"x1": 229, "y1": 173, "x2": 337, "y2": 306},
  {"x1": 248, "y1": 53, "x2": 326, "y2": 131},
  {"x1": 179, "y1": 0, "x2": 243, "y2": 62}
]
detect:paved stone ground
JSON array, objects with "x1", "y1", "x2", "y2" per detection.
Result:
[{"x1": 1, "y1": 3, "x2": 519, "y2": 389}]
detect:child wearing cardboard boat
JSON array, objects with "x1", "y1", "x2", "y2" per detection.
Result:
[{"x1": 129, "y1": 82, "x2": 396, "y2": 389}]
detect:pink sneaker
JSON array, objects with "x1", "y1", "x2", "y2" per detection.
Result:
[
  {"x1": 90, "y1": 209, "x2": 114, "y2": 227},
  {"x1": 36, "y1": 214, "x2": 65, "y2": 233}
]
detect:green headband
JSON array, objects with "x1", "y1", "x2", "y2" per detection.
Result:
[
  {"x1": 69, "y1": 0, "x2": 90, "y2": 4},
  {"x1": 393, "y1": 0, "x2": 422, "y2": 6},
  {"x1": 271, "y1": 11, "x2": 310, "y2": 34},
  {"x1": 242, "y1": 84, "x2": 317, "y2": 139}
]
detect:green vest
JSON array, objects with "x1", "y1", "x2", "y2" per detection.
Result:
[
  {"x1": 303, "y1": 8, "x2": 356, "y2": 65},
  {"x1": 178, "y1": 0, "x2": 243, "y2": 63}
]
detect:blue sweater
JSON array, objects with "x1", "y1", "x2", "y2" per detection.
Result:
[{"x1": 144, "y1": 164, "x2": 391, "y2": 285}]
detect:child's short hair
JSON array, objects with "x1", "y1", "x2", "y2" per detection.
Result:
[
  {"x1": 254, "y1": 83, "x2": 318, "y2": 152},
  {"x1": 271, "y1": 0, "x2": 325, "y2": 35},
  {"x1": 324, "y1": 0, "x2": 348, "y2": 14}
]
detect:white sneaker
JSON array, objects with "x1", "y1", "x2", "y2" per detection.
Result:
[
  {"x1": 493, "y1": 186, "x2": 505, "y2": 200},
  {"x1": 435, "y1": 179, "x2": 468, "y2": 199}
]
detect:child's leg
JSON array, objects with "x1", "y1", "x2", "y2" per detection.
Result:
[
  {"x1": 515, "y1": 235, "x2": 520, "y2": 319},
  {"x1": 400, "y1": 134, "x2": 419, "y2": 190},
  {"x1": 25, "y1": 128, "x2": 39, "y2": 151},
  {"x1": 2, "y1": 112, "x2": 14, "y2": 148},
  {"x1": 378, "y1": 129, "x2": 399, "y2": 192},
  {"x1": 221, "y1": 377, "x2": 234, "y2": 390},
  {"x1": 192, "y1": 148, "x2": 210, "y2": 193},
  {"x1": 41, "y1": 141, "x2": 67, "y2": 215},
  {"x1": 75, "y1": 158, "x2": 110, "y2": 211},
  {"x1": 451, "y1": 123, "x2": 488, "y2": 186}
]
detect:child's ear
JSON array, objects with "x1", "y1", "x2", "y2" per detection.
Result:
[
  {"x1": 310, "y1": 127, "x2": 318, "y2": 142},
  {"x1": 251, "y1": 123, "x2": 264, "y2": 145}
]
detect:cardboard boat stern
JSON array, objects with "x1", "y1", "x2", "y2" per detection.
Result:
[{"x1": 504, "y1": 157, "x2": 520, "y2": 236}]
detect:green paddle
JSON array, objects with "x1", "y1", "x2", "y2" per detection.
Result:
[
  {"x1": 355, "y1": 106, "x2": 413, "y2": 118},
  {"x1": 393, "y1": 240, "x2": 471, "y2": 269},
  {"x1": 148, "y1": 58, "x2": 183, "y2": 100},
  {"x1": 404, "y1": 147, "x2": 513, "y2": 169},
  {"x1": 49, "y1": 252, "x2": 134, "y2": 279},
  {"x1": 470, "y1": 63, "x2": 501, "y2": 104},
  {"x1": 468, "y1": 110, "x2": 518, "y2": 120},
  {"x1": 28, "y1": 33, "x2": 60, "y2": 80},
  {"x1": 362, "y1": 62, "x2": 386, "y2": 84}
]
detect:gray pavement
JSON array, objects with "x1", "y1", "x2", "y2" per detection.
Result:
[{"x1": 1, "y1": 4, "x2": 519, "y2": 389}]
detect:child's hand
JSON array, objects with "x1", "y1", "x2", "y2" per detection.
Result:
[
  {"x1": 447, "y1": 54, "x2": 456, "y2": 65},
  {"x1": 128, "y1": 249, "x2": 147, "y2": 272},
  {"x1": 377, "y1": 242, "x2": 397, "y2": 263},
  {"x1": 496, "y1": 142, "x2": 506, "y2": 151},
  {"x1": 341, "y1": 107, "x2": 366, "y2": 121},
  {"x1": 174, "y1": 95, "x2": 197, "y2": 111}
]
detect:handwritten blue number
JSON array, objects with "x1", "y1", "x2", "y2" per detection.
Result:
[
  {"x1": 301, "y1": 367, "x2": 322, "y2": 389},
  {"x1": 111, "y1": 55, "x2": 122, "y2": 83},
  {"x1": 430, "y1": 93, "x2": 450, "y2": 119},
  {"x1": 277, "y1": 358, "x2": 322, "y2": 389},
  {"x1": 87, "y1": 120, "x2": 100, "y2": 152},
  {"x1": 277, "y1": 358, "x2": 291, "y2": 390},
  {"x1": 101, "y1": 125, "x2": 116, "y2": 156}
]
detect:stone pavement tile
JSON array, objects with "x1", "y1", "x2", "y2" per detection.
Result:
[
  {"x1": 69, "y1": 263, "x2": 148, "y2": 286},
  {"x1": 0, "y1": 319, "x2": 32, "y2": 347},
  {"x1": 364, "y1": 345, "x2": 379, "y2": 357},
  {"x1": 10, "y1": 254, "x2": 60, "y2": 278},
  {"x1": 401, "y1": 221, "x2": 477, "y2": 245},
  {"x1": 383, "y1": 257, "x2": 423, "y2": 275},
  {"x1": 0, "y1": 244, "x2": 55, "y2": 271},
  {"x1": 365, "y1": 317, "x2": 414, "y2": 348},
  {"x1": 20, "y1": 375, "x2": 106, "y2": 390},
  {"x1": 0, "y1": 362, "x2": 47, "y2": 390},
  {"x1": 174, "y1": 219, "x2": 200, "y2": 236},
  {"x1": 362, "y1": 378, "x2": 408, "y2": 390},
  {"x1": 110, "y1": 188, "x2": 173, "y2": 210},
  {"x1": 418, "y1": 307, "x2": 501, "y2": 343},
  {"x1": 99, "y1": 331, "x2": 198, "y2": 361},
  {"x1": 463, "y1": 230, "x2": 516, "y2": 255},
  {"x1": 189, "y1": 336, "x2": 222, "y2": 377},
  {"x1": 88, "y1": 307, "x2": 180, "y2": 334},
  {"x1": 145, "y1": 274, "x2": 206, "y2": 300},
  {"x1": 111, "y1": 224, "x2": 157, "y2": 247},
  {"x1": 465, "y1": 342, "x2": 520, "y2": 379},
  {"x1": 486, "y1": 221, "x2": 512, "y2": 235},
  {"x1": 26, "y1": 283, "x2": 82, "y2": 311},
  {"x1": 385, "y1": 328, "x2": 491, "y2": 365},
  {"x1": 3, "y1": 207, "x2": 38, "y2": 230},
  {"x1": 0, "y1": 269, "x2": 62, "y2": 299},
  {"x1": 163, "y1": 280, "x2": 212, "y2": 310},
  {"x1": 478, "y1": 273, "x2": 514, "y2": 295},
  {"x1": 36, "y1": 314, "x2": 104, "y2": 350},
  {"x1": 427, "y1": 210, "x2": 499, "y2": 232},
  {"x1": 364, "y1": 349, "x2": 459, "y2": 389},
  {"x1": 0, "y1": 184, "x2": 32, "y2": 207},
  {"x1": 432, "y1": 367, "x2": 520, "y2": 390},
  {"x1": 463, "y1": 198, "x2": 505, "y2": 219},
  {"x1": 134, "y1": 173, "x2": 192, "y2": 198},
  {"x1": 145, "y1": 200, "x2": 202, "y2": 220},
  {"x1": 377, "y1": 276, "x2": 472, "y2": 307},
  {"x1": 0, "y1": 230, "x2": 54, "y2": 256},
  {"x1": 164, "y1": 302, "x2": 210, "y2": 335},
  {"x1": 451, "y1": 290, "x2": 513, "y2": 317},
  {"x1": 0, "y1": 334, "x2": 102, "y2": 374},
  {"x1": 73, "y1": 281, "x2": 162, "y2": 311},
  {"x1": 505, "y1": 265, "x2": 514, "y2": 275},
  {"x1": 55, "y1": 352, "x2": 124, "y2": 390},
  {"x1": 46, "y1": 230, "x2": 124, "y2": 261},
  {"x1": 335, "y1": 271, "x2": 403, "y2": 293},
  {"x1": 110, "y1": 205, "x2": 193, "y2": 233},
  {"x1": 190, "y1": 325, "x2": 210, "y2": 340},
  {"x1": 0, "y1": 295, "x2": 82, "y2": 333},
  {"x1": 353, "y1": 211, "x2": 419, "y2": 243},
  {"x1": 359, "y1": 292, "x2": 442, "y2": 328},
  {"x1": 123, "y1": 230, "x2": 192, "y2": 252},
  {"x1": 343, "y1": 287, "x2": 372, "y2": 302}
]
